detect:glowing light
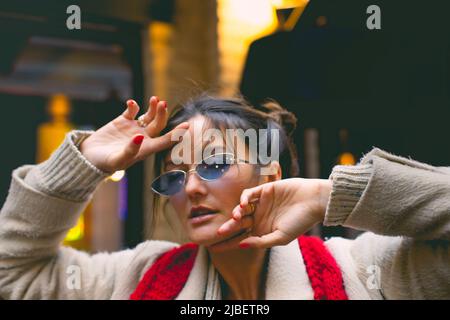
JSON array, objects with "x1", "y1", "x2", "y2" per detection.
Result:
[
  {"x1": 65, "y1": 215, "x2": 85, "y2": 242},
  {"x1": 110, "y1": 170, "x2": 125, "y2": 182},
  {"x1": 48, "y1": 94, "x2": 71, "y2": 119},
  {"x1": 218, "y1": 0, "x2": 278, "y2": 45},
  {"x1": 271, "y1": 0, "x2": 308, "y2": 9},
  {"x1": 338, "y1": 152, "x2": 356, "y2": 166},
  {"x1": 218, "y1": 0, "x2": 278, "y2": 95}
]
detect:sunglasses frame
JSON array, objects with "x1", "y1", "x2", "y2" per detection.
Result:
[{"x1": 151, "y1": 152, "x2": 251, "y2": 196}]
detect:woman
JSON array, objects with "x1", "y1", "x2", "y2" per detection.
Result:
[{"x1": 0, "y1": 95, "x2": 449, "y2": 300}]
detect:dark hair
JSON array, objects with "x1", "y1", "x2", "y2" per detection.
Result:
[
  {"x1": 149, "y1": 94, "x2": 299, "y2": 236},
  {"x1": 156, "y1": 94, "x2": 299, "y2": 176}
]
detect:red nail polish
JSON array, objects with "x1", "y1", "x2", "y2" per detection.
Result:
[
  {"x1": 133, "y1": 135, "x2": 144, "y2": 145},
  {"x1": 162, "y1": 101, "x2": 167, "y2": 109},
  {"x1": 239, "y1": 243, "x2": 250, "y2": 249},
  {"x1": 239, "y1": 204, "x2": 243, "y2": 208}
]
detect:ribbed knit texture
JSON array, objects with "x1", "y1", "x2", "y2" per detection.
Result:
[
  {"x1": 2, "y1": 132, "x2": 449, "y2": 299},
  {"x1": 130, "y1": 243, "x2": 199, "y2": 300},
  {"x1": 298, "y1": 236, "x2": 348, "y2": 300},
  {"x1": 31, "y1": 130, "x2": 109, "y2": 202},
  {"x1": 130, "y1": 236, "x2": 348, "y2": 300},
  {"x1": 324, "y1": 164, "x2": 373, "y2": 226}
]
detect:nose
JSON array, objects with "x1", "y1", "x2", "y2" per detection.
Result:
[{"x1": 184, "y1": 169, "x2": 208, "y2": 199}]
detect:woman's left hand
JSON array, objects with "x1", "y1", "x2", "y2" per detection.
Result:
[{"x1": 210, "y1": 178, "x2": 332, "y2": 251}]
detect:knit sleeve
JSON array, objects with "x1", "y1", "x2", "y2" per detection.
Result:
[
  {"x1": 324, "y1": 164, "x2": 373, "y2": 226},
  {"x1": 323, "y1": 148, "x2": 450, "y2": 299},
  {"x1": 0, "y1": 131, "x2": 178, "y2": 299},
  {"x1": 23, "y1": 130, "x2": 109, "y2": 201},
  {"x1": 324, "y1": 148, "x2": 450, "y2": 240}
]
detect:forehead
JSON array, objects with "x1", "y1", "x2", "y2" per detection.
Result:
[{"x1": 163, "y1": 115, "x2": 247, "y2": 164}]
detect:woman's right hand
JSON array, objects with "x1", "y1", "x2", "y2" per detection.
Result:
[{"x1": 80, "y1": 96, "x2": 189, "y2": 173}]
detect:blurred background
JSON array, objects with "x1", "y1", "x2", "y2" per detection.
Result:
[{"x1": 1, "y1": 0, "x2": 449, "y2": 252}]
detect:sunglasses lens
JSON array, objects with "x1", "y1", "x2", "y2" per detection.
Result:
[
  {"x1": 197, "y1": 154, "x2": 233, "y2": 180},
  {"x1": 151, "y1": 171, "x2": 185, "y2": 196}
]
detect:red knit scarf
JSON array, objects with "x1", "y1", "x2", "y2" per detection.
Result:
[{"x1": 130, "y1": 235, "x2": 348, "y2": 300}]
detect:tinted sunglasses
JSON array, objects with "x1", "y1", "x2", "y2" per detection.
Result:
[{"x1": 151, "y1": 152, "x2": 250, "y2": 196}]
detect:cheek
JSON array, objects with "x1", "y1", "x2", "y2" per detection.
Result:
[
  {"x1": 208, "y1": 168, "x2": 257, "y2": 207},
  {"x1": 168, "y1": 194, "x2": 187, "y2": 219},
  {"x1": 167, "y1": 167, "x2": 259, "y2": 218}
]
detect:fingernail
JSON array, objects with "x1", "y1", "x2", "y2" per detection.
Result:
[
  {"x1": 239, "y1": 204, "x2": 243, "y2": 209},
  {"x1": 155, "y1": 96, "x2": 159, "y2": 102},
  {"x1": 232, "y1": 216, "x2": 238, "y2": 221},
  {"x1": 239, "y1": 243, "x2": 250, "y2": 249},
  {"x1": 217, "y1": 229, "x2": 223, "y2": 235},
  {"x1": 133, "y1": 135, "x2": 144, "y2": 145},
  {"x1": 162, "y1": 101, "x2": 167, "y2": 109}
]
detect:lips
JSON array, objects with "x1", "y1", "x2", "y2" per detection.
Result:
[{"x1": 189, "y1": 206, "x2": 219, "y2": 219}]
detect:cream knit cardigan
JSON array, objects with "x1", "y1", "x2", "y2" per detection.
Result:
[{"x1": 0, "y1": 131, "x2": 449, "y2": 300}]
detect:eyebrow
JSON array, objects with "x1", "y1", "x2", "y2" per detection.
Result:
[
  {"x1": 164, "y1": 159, "x2": 176, "y2": 168},
  {"x1": 164, "y1": 139, "x2": 229, "y2": 165}
]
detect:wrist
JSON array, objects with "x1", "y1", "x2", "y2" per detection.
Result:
[
  {"x1": 78, "y1": 136, "x2": 112, "y2": 173},
  {"x1": 317, "y1": 179, "x2": 332, "y2": 221},
  {"x1": 79, "y1": 136, "x2": 92, "y2": 161}
]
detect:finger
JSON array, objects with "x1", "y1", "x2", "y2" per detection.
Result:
[
  {"x1": 208, "y1": 228, "x2": 253, "y2": 253},
  {"x1": 145, "y1": 101, "x2": 168, "y2": 137},
  {"x1": 231, "y1": 188, "x2": 261, "y2": 220},
  {"x1": 122, "y1": 100, "x2": 140, "y2": 120},
  {"x1": 240, "y1": 185, "x2": 265, "y2": 208},
  {"x1": 217, "y1": 215, "x2": 253, "y2": 237},
  {"x1": 232, "y1": 186, "x2": 266, "y2": 221},
  {"x1": 239, "y1": 229, "x2": 290, "y2": 249},
  {"x1": 237, "y1": 183, "x2": 274, "y2": 221},
  {"x1": 231, "y1": 199, "x2": 257, "y2": 221},
  {"x1": 141, "y1": 96, "x2": 159, "y2": 124},
  {"x1": 230, "y1": 204, "x2": 245, "y2": 221},
  {"x1": 147, "y1": 96, "x2": 159, "y2": 122},
  {"x1": 109, "y1": 134, "x2": 144, "y2": 169},
  {"x1": 140, "y1": 121, "x2": 190, "y2": 155}
]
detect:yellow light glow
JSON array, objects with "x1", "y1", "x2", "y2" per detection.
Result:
[
  {"x1": 48, "y1": 94, "x2": 71, "y2": 122},
  {"x1": 110, "y1": 170, "x2": 125, "y2": 182},
  {"x1": 37, "y1": 94, "x2": 74, "y2": 163},
  {"x1": 271, "y1": 0, "x2": 308, "y2": 9},
  {"x1": 218, "y1": 0, "x2": 279, "y2": 95},
  {"x1": 219, "y1": 0, "x2": 278, "y2": 45},
  {"x1": 65, "y1": 214, "x2": 85, "y2": 242},
  {"x1": 338, "y1": 152, "x2": 356, "y2": 166}
]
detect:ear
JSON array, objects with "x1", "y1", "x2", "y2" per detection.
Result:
[{"x1": 258, "y1": 161, "x2": 282, "y2": 184}]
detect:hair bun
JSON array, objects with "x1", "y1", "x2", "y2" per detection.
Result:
[{"x1": 260, "y1": 101, "x2": 298, "y2": 137}]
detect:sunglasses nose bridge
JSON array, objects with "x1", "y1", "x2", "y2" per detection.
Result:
[
  {"x1": 187, "y1": 168, "x2": 197, "y2": 174},
  {"x1": 183, "y1": 168, "x2": 203, "y2": 184}
]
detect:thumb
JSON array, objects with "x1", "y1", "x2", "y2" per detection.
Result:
[
  {"x1": 143, "y1": 121, "x2": 190, "y2": 154},
  {"x1": 109, "y1": 134, "x2": 144, "y2": 169}
]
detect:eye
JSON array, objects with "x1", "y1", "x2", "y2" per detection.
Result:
[
  {"x1": 197, "y1": 154, "x2": 234, "y2": 180},
  {"x1": 197, "y1": 162, "x2": 230, "y2": 180},
  {"x1": 203, "y1": 153, "x2": 234, "y2": 165},
  {"x1": 151, "y1": 170, "x2": 186, "y2": 196}
]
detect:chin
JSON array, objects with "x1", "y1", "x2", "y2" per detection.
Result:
[{"x1": 186, "y1": 225, "x2": 222, "y2": 246}]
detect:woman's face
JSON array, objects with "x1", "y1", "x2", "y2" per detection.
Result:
[{"x1": 164, "y1": 115, "x2": 266, "y2": 248}]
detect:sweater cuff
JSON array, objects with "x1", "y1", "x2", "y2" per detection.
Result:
[
  {"x1": 26, "y1": 130, "x2": 110, "y2": 202},
  {"x1": 324, "y1": 164, "x2": 373, "y2": 226}
]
